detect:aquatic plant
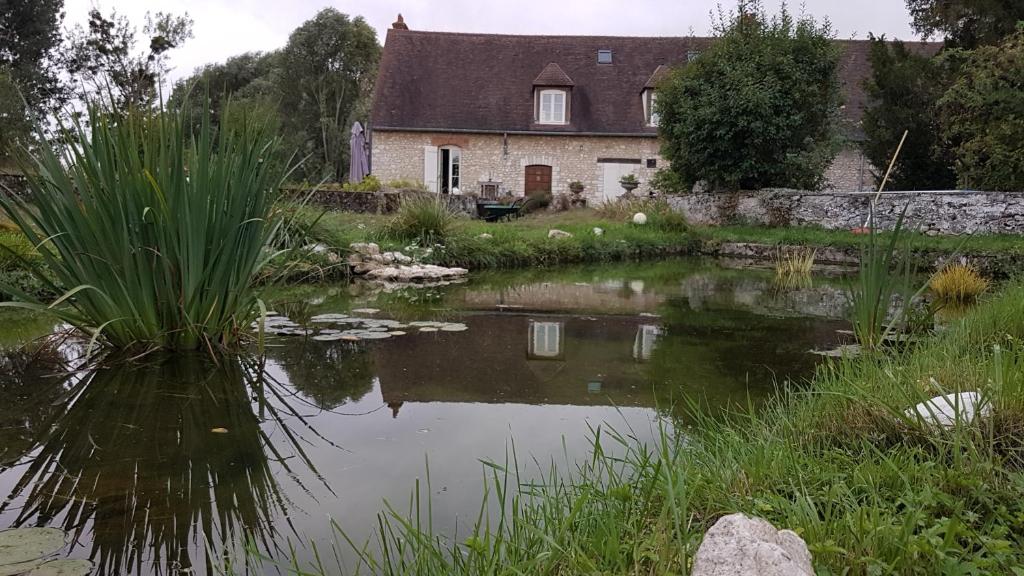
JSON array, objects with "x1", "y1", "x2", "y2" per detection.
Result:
[
  {"x1": 382, "y1": 193, "x2": 462, "y2": 245},
  {"x1": 930, "y1": 262, "x2": 990, "y2": 304},
  {"x1": 847, "y1": 205, "x2": 926, "y2": 350},
  {"x1": 774, "y1": 247, "x2": 817, "y2": 277},
  {"x1": 0, "y1": 101, "x2": 288, "y2": 350}
]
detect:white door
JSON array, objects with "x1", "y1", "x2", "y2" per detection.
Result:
[
  {"x1": 423, "y1": 146, "x2": 439, "y2": 192},
  {"x1": 601, "y1": 163, "x2": 636, "y2": 201}
]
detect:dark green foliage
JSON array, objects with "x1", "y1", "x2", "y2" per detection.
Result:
[
  {"x1": 861, "y1": 36, "x2": 957, "y2": 190},
  {"x1": 906, "y1": 0, "x2": 1024, "y2": 48},
  {"x1": 938, "y1": 30, "x2": 1024, "y2": 191},
  {"x1": 276, "y1": 9, "x2": 380, "y2": 182},
  {"x1": 0, "y1": 0, "x2": 65, "y2": 159},
  {"x1": 168, "y1": 51, "x2": 280, "y2": 137},
  {"x1": 657, "y1": 1, "x2": 841, "y2": 191}
]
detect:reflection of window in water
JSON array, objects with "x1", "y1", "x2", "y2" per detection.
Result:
[
  {"x1": 633, "y1": 324, "x2": 661, "y2": 361},
  {"x1": 529, "y1": 321, "x2": 564, "y2": 359}
]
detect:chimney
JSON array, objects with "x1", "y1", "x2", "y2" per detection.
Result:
[{"x1": 392, "y1": 13, "x2": 409, "y2": 30}]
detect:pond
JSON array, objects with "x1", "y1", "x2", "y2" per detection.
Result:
[{"x1": 0, "y1": 258, "x2": 851, "y2": 575}]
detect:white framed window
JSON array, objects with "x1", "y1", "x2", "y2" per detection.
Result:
[
  {"x1": 538, "y1": 89, "x2": 567, "y2": 124},
  {"x1": 633, "y1": 324, "x2": 661, "y2": 361},
  {"x1": 644, "y1": 89, "x2": 660, "y2": 127},
  {"x1": 528, "y1": 321, "x2": 563, "y2": 358}
]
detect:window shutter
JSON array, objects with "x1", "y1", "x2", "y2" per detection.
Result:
[{"x1": 423, "y1": 146, "x2": 439, "y2": 192}]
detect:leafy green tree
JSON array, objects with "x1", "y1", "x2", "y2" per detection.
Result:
[
  {"x1": 906, "y1": 0, "x2": 1024, "y2": 48},
  {"x1": 0, "y1": 0, "x2": 66, "y2": 160},
  {"x1": 65, "y1": 8, "x2": 193, "y2": 110},
  {"x1": 657, "y1": 2, "x2": 841, "y2": 191},
  {"x1": 938, "y1": 29, "x2": 1024, "y2": 190},
  {"x1": 276, "y1": 8, "x2": 379, "y2": 182},
  {"x1": 168, "y1": 51, "x2": 280, "y2": 138},
  {"x1": 861, "y1": 35, "x2": 956, "y2": 190}
]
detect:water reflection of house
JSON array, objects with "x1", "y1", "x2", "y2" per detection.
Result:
[
  {"x1": 373, "y1": 313, "x2": 659, "y2": 408},
  {"x1": 460, "y1": 281, "x2": 666, "y2": 315}
]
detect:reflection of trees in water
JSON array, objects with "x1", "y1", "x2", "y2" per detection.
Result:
[
  {"x1": 270, "y1": 341, "x2": 375, "y2": 410},
  {"x1": 0, "y1": 346, "x2": 73, "y2": 467},
  {"x1": 0, "y1": 354, "x2": 324, "y2": 576}
]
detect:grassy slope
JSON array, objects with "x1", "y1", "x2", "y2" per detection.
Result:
[{"x1": 278, "y1": 281, "x2": 1024, "y2": 575}]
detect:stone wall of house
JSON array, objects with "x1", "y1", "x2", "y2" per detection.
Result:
[
  {"x1": 371, "y1": 130, "x2": 663, "y2": 203},
  {"x1": 669, "y1": 189, "x2": 1024, "y2": 235}
]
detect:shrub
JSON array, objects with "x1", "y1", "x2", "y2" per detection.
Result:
[
  {"x1": 382, "y1": 194, "x2": 462, "y2": 245},
  {"x1": 0, "y1": 101, "x2": 288, "y2": 351},
  {"x1": 385, "y1": 179, "x2": 428, "y2": 191},
  {"x1": 930, "y1": 263, "x2": 990, "y2": 303},
  {"x1": 861, "y1": 35, "x2": 957, "y2": 190},
  {"x1": 341, "y1": 175, "x2": 382, "y2": 192},
  {"x1": 939, "y1": 29, "x2": 1024, "y2": 191},
  {"x1": 522, "y1": 192, "x2": 552, "y2": 214},
  {"x1": 657, "y1": 1, "x2": 841, "y2": 191}
]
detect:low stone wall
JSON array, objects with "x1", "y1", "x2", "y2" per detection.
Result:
[
  {"x1": 669, "y1": 190, "x2": 1024, "y2": 235},
  {"x1": 283, "y1": 187, "x2": 478, "y2": 217},
  {"x1": 0, "y1": 172, "x2": 28, "y2": 196}
]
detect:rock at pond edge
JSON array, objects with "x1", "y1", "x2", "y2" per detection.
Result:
[{"x1": 691, "y1": 513, "x2": 813, "y2": 576}]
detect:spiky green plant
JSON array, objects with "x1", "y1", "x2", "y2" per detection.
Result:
[
  {"x1": 848, "y1": 204, "x2": 928, "y2": 350},
  {"x1": 0, "y1": 102, "x2": 289, "y2": 350}
]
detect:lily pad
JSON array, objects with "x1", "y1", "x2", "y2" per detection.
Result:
[
  {"x1": 312, "y1": 334, "x2": 346, "y2": 342},
  {"x1": 440, "y1": 324, "x2": 468, "y2": 332},
  {"x1": 0, "y1": 528, "x2": 68, "y2": 570},
  {"x1": 419, "y1": 327, "x2": 438, "y2": 332},
  {"x1": 356, "y1": 332, "x2": 392, "y2": 340},
  {"x1": 389, "y1": 331, "x2": 407, "y2": 336},
  {"x1": 341, "y1": 335, "x2": 361, "y2": 342},
  {"x1": 28, "y1": 559, "x2": 93, "y2": 576},
  {"x1": 351, "y1": 308, "x2": 380, "y2": 315}
]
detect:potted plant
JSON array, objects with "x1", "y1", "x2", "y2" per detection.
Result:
[
  {"x1": 619, "y1": 174, "x2": 639, "y2": 196},
  {"x1": 568, "y1": 181, "x2": 585, "y2": 195}
]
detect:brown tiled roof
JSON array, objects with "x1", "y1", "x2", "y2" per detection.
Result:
[
  {"x1": 371, "y1": 29, "x2": 940, "y2": 138},
  {"x1": 533, "y1": 62, "x2": 575, "y2": 86},
  {"x1": 643, "y1": 64, "x2": 671, "y2": 90}
]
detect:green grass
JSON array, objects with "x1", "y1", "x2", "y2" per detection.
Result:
[
  {"x1": 297, "y1": 207, "x2": 697, "y2": 270},
  {"x1": 234, "y1": 280, "x2": 1024, "y2": 575}
]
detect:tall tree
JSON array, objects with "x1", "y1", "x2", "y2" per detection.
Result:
[
  {"x1": 861, "y1": 35, "x2": 956, "y2": 190},
  {"x1": 168, "y1": 51, "x2": 280, "y2": 137},
  {"x1": 0, "y1": 0, "x2": 66, "y2": 159},
  {"x1": 938, "y1": 29, "x2": 1024, "y2": 190},
  {"x1": 905, "y1": 0, "x2": 1024, "y2": 48},
  {"x1": 64, "y1": 8, "x2": 193, "y2": 110},
  {"x1": 276, "y1": 8, "x2": 379, "y2": 182},
  {"x1": 657, "y1": 1, "x2": 841, "y2": 191}
]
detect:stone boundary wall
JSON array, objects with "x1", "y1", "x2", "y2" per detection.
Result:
[
  {"x1": 668, "y1": 190, "x2": 1024, "y2": 235},
  {"x1": 0, "y1": 172, "x2": 28, "y2": 196},
  {"x1": 283, "y1": 187, "x2": 478, "y2": 217}
]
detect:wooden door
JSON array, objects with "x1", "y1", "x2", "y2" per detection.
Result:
[{"x1": 524, "y1": 165, "x2": 552, "y2": 196}]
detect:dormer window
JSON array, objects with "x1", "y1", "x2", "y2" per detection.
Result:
[
  {"x1": 642, "y1": 65, "x2": 670, "y2": 128},
  {"x1": 532, "y1": 62, "x2": 574, "y2": 126},
  {"x1": 643, "y1": 89, "x2": 659, "y2": 127},
  {"x1": 539, "y1": 89, "x2": 567, "y2": 124}
]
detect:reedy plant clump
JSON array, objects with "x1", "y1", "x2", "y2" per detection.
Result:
[
  {"x1": 930, "y1": 262, "x2": 990, "y2": 304},
  {"x1": 0, "y1": 101, "x2": 289, "y2": 351},
  {"x1": 381, "y1": 193, "x2": 463, "y2": 245}
]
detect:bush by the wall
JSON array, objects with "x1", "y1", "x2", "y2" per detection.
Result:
[
  {"x1": 939, "y1": 30, "x2": 1024, "y2": 191},
  {"x1": 657, "y1": 1, "x2": 841, "y2": 191}
]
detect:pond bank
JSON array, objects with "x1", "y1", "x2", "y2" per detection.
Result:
[{"x1": 272, "y1": 279, "x2": 1024, "y2": 575}]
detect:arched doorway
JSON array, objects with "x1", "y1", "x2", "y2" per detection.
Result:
[{"x1": 524, "y1": 164, "x2": 552, "y2": 196}]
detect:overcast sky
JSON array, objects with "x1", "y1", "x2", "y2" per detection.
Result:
[{"x1": 62, "y1": 0, "x2": 922, "y2": 83}]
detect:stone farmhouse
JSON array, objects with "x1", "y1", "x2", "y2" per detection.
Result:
[{"x1": 369, "y1": 15, "x2": 937, "y2": 203}]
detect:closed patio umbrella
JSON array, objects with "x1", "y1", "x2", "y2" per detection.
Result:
[{"x1": 349, "y1": 121, "x2": 369, "y2": 183}]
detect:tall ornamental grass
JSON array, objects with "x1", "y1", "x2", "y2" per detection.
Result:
[{"x1": 0, "y1": 103, "x2": 288, "y2": 350}]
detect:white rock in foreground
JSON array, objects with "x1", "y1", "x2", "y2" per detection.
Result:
[
  {"x1": 692, "y1": 513, "x2": 813, "y2": 576},
  {"x1": 632, "y1": 212, "x2": 648, "y2": 225},
  {"x1": 905, "y1": 391, "x2": 990, "y2": 428},
  {"x1": 592, "y1": 227, "x2": 604, "y2": 236},
  {"x1": 548, "y1": 229, "x2": 572, "y2": 239}
]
